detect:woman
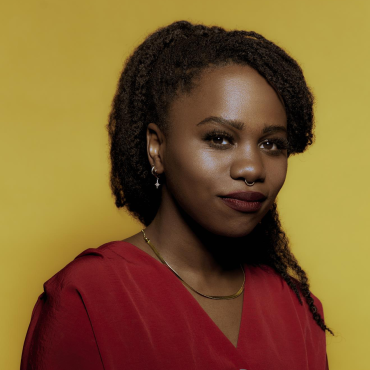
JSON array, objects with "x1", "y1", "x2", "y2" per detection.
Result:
[{"x1": 21, "y1": 20, "x2": 332, "y2": 369}]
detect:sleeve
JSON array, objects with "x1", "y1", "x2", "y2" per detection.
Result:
[{"x1": 21, "y1": 278, "x2": 104, "y2": 370}]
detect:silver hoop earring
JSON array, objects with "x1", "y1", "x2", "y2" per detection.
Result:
[
  {"x1": 151, "y1": 166, "x2": 161, "y2": 189},
  {"x1": 244, "y1": 179, "x2": 255, "y2": 187}
]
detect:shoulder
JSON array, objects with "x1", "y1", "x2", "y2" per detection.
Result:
[
  {"x1": 42, "y1": 240, "x2": 134, "y2": 297},
  {"x1": 247, "y1": 264, "x2": 325, "y2": 315}
]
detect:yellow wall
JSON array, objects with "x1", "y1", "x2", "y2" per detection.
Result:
[{"x1": 1, "y1": 0, "x2": 369, "y2": 368}]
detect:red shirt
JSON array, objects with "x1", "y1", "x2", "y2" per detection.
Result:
[{"x1": 21, "y1": 241, "x2": 328, "y2": 370}]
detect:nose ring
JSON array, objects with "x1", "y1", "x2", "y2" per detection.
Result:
[{"x1": 245, "y1": 179, "x2": 255, "y2": 187}]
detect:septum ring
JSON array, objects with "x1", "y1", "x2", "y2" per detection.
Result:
[{"x1": 245, "y1": 179, "x2": 255, "y2": 187}]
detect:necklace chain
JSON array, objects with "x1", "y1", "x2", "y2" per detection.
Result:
[{"x1": 140, "y1": 229, "x2": 245, "y2": 300}]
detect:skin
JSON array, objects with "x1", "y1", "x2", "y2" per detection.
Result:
[{"x1": 124, "y1": 63, "x2": 288, "y2": 347}]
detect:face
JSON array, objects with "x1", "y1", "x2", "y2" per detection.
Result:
[{"x1": 149, "y1": 64, "x2": 288, "y2": 238}]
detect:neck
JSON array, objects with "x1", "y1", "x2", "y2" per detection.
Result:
[{"x1": 143, "y1": 190, "x2": 245, "y2": 276}]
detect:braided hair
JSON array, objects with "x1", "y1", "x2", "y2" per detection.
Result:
[{"x1": 107, "y1": 20, "x2": 333, "y2": 335}]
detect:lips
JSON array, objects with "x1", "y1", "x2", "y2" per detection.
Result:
[
  {"x1": 219, "y1": 192, "x2": 267, "y2": 213},
  {"x1": 221, "y1": 192, "x2": 267, "y2": 202}
]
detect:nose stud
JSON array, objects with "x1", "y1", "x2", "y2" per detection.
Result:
[{"x1": 244, "y1": 179, "x2": 255, "y2": 187}]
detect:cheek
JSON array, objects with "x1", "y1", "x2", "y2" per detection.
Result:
[
  {"x1": 267, "y1": 159, "x2": 288, "y2": 196},
  {"x1": 165, "y1": 141, "x2": 215, "y2": 190},
  {"x1": 163, "y1": 139, "x2": 229, "y2": 212}
]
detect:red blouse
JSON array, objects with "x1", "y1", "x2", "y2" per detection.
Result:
[{"x1": 21, "y1": 241, "x2": 328, "y2": 370}]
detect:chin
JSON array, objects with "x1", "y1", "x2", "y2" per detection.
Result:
[{"x1": 200, "y1": 218, "x2": 261, "y2": 239}]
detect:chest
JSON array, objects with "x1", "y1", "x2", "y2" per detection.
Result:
[
  {"x1": 188, "y1": 289, "x2": 244, "y2": 348},
  {"x1": 91, "y1": 278, "x2": 326, "y2": 370},
  {"x1": 86, "y1": 250, "x2": 327, "y2": 370}
]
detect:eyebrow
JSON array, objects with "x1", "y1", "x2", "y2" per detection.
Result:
[
  {"x1": 196, "y1": 116, "x2": 287, "y2": 134},
  {"x1": 262, "y1": 125, "x2": 287, "y2": 134}
]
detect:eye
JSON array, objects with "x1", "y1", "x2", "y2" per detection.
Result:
[
  {"x1": 211, "y1": 136, "x2": 230, "y2": 145},
  {"x1": 260, "y1": 140, "x2": 277, "y2": 150},
  {"x1": 259, "y1": 138, "x2": 289, "y2": 155},
  {"x1": 203, "y1": 129, "x2": 234, "y2": 149}
]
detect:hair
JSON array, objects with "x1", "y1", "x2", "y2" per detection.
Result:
[{"x1": 107, "y1": 20, "x2": 333, "y2": 335}]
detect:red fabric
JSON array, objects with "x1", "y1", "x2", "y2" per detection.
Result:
[{"x1": 21, "y1": 241, "x2": 328, "y2": 370}]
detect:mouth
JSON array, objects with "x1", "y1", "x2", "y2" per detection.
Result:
[{"x1": 219, "y1": 192, "x2": 267, "y2": 213}]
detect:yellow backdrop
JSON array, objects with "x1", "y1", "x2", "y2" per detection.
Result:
[{"x1": 1, "y1": 0, "x2": 369, "y2": 368}]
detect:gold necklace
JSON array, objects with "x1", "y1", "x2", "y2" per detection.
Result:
[{"x1": 141, "y1": 229, "x2": 245, "y2": 300}]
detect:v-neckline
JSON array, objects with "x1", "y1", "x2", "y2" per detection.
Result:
[
  {"x1": 184, "y1": 283, "x2": 246, "y2": 349},
  {"x1": 113, "y1": 240, "x2": 246, "y2": 351}
]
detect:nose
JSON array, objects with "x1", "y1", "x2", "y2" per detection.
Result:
[{"x1": 230, "y1": 146, "x2": 266, "y2": 184}]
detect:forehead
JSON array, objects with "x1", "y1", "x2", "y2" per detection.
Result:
[{"x1": 167, "y1": 64, "x2": 287, "y2": 133}]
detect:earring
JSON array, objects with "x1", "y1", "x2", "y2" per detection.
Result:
[{"x1": 151, "y1": 166, "x2": 161, "y2": 189}]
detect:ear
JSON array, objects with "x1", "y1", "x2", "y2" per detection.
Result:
[{"x1": 146, "y1": 123, "x2": 165, "y2": 174}]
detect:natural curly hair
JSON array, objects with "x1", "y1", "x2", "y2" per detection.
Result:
[{"x1": 107, "y1": 20, "x2": 333, "y2": 335}]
